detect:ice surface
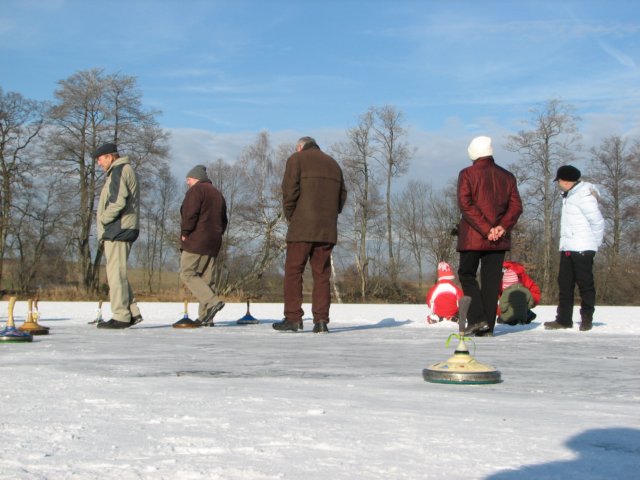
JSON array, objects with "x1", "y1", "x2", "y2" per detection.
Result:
[{"x1": 1, "y1": 301, "x2": 638, "y2": 479}]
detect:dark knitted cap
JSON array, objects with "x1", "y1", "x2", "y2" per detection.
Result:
[
  {"x1": 94, "y1": 142, "x2": 118, "y2": 159},
  {"x1": 554, "y1": 165, "x2": 581, "y2": 182},
  {"x1": 186, "y1": 164, "x2": 209, "y2": 181}
]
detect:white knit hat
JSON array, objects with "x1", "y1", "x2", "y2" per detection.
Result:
[{"x1": 467, "y1": 136, "x2": 493, "y2": 160}]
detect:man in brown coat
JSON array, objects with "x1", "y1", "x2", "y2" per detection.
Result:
[
  {"x1": 273, "y1": 137, "x2": 347, "y2": 333},
  {"x1": 174, "y1": 165, "x2": 227, "y2": 328},
  {"x1": 457, "y1": 136, "x2": 522, "y2": 336}
]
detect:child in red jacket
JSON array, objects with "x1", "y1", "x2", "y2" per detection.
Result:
[
  {"x1": 497, "y1": 260, "x2": 541, "y2": 325},
  {"x1": 426, "y1": 262, "x2": 464, "y2": 324}
]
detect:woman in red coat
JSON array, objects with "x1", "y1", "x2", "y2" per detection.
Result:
[{"x1": 456, "y1": 136, "x2": 523, "y2": 336}]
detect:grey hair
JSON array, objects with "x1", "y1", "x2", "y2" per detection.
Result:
[{"x1": 296, "y1": 136, "x2": 317, "y2": 149}]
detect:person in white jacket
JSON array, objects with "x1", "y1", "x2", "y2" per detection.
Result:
[{"x1": 545, "y1": 165, "x2": 604, "y2": 331}]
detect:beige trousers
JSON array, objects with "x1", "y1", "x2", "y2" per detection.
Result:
[
  {"x1": 104, "y1": 240, "x2": 140, "y2": 322},
  {"x1": 180, "y1": 251, "x2": 220, "y2": 320}
]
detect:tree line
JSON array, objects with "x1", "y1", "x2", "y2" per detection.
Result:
[{"x1": 1, "y1": 69, "x2": 638, "y2": 304}]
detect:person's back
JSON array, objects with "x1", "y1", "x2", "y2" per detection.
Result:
[
  {"x1": 276, "y1": 137, "x2": 347, "y2": 334},
  {"x1": 181, "y1": 180, "x2": 227, "y2": 258},
  {"x1": 177, "y1": 165, "x2": 228, "y2": 328},
  {"x1": 283, "y1": 144, "x2": 345, "y2": 244},
  {"x1": 457, "y1": 157, "x2": 521, "y2": 252},
  {"x1": 502, "y1": 260, "x2": 541, "y2": 306},
  {"x1": 499, "y1": 284, "x2": 534, "y2": 325},
  {"x1": 426, "y1": 261, "x2": 463, "y2": 323},
  {"x1": 456, "y1": 136, "x2": 523, "y2": 336}
]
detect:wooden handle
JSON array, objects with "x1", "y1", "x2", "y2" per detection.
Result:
[
  {"x1": 7, "y1": 297, "x2": 16, "y2": 328},
  {"x1": 98, "y1": 300, "x2": 103, "y2": 309},
  {"x1": 458, "y1": 296, "x2": 472, "y2": 335},
  {"x1": 25, "y1": 298, "x2": 34, "y2": 324},
  {"x1": 183, "y1": 299, "x2": 188, "y2": 313}
]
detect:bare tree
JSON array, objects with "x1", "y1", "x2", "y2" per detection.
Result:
[
  {"x1": 394, "y1": 180, "x2": 431, "y2": 289},
  {"x1": 372, "y1": 105, "x2": 412, "y2": 290},
  {"x1": 331, "y1": 110, "x2": 382, "y2": 300},
  {"x1": 0, "y1": 88, "x2": 46, "y2": 288},
  {"x1": 137, "y1": 164, "x2": 179, "y2": 293},
  {"x1": 587, "y1": 135, "x2": 637, "y2": 302},
  {"x1": 10, "y1": 174, "x2": 68, "y2": 293},
  {"x1": 424, "y1": 180, "x2": 460, "y2": 272},
  {"x1": 219, "y1": 132, "x2": 288, "y2": 296},
  {"x1": 207, "y1": 157, "x2": 243, "y2": 293},
  {"x1": 630, "y1": 140, "x2": 640, "y2": 252},
  {"x1": 506, "y1": 99, "x2": 581, "y2": 302},
  {"x1": 47, "y1": 68, "x2": 169, "y2": 292}
]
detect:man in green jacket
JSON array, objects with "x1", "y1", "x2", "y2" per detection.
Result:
[
  {"x1": 273, "y1": 137, "x2": 347, "y2": 334},
  {"x1": 94, "y1": 143, "x2": 143, "y2": 329}
]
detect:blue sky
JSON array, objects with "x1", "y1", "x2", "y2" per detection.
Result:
[{"x1": 2, "y1": 0, "x2": 639, "y2": 187}]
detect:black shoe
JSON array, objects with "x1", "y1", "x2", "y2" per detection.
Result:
[
  {"x1": 474, "y1": 329, "x2": 494, "y2": 337},
  {"x1": 496, "y1": 317, "x2": 505, "y2": 324},
  {"x1": 544, "y1": 320, "x2": 572, "y2": 330},
  {"x1": 313, "y1": 322, "x2": 329, "y2": 333},
  {"x1": 579, "y1": 317, "x2": 593, "y2": 331},
  {"x1": 97, "y1": 319, "x2": 131, "y2": 329},
  {"x1": 272, "y1": 319, "x2": 300, "y2": 332},
  {"x1": 298, "y1": 320, "x2": 304, "y2": 330},
  {"x1": 464, "y1": 321, "x2": 489, "y2": 336},
  {"x1": 201, "y1": 301, "x2": 225, "y2": 327},
  {"x1": 526, "y1": 310, "x2": 537, "y2": 324},
  {"x1": 172, "y1": 317, "x2": 201, "y2": 328},
  {"x1": 130, "y1": 314, "x2": 143, "y2": 326}
]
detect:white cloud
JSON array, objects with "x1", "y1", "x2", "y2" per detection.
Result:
[
  {"x1": 166, "y1": 127, "x2": 344, "y2": 180},
  {"x1": 597, "y1": 40, "x2": 638, "y2": 69}
]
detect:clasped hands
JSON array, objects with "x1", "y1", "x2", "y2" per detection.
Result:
[{"x1": 488, "y1": 225, "x2": 505, "y2": 242}]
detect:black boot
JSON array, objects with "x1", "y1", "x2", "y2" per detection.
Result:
[
  {"x1": 201, "y1": 301, "x2": 225, "y2": 327},
  {"x1": 544, "y1": 320, "x2": 572, "y2": 330},
  {"x1": 97, "y1": 319, "x2": 131, "y2": 329},
  {"x1": 464, "y1": 320, "x2": 489, "y2": 336},
  {"x1": 272, "y1": 319, "x2": 300, "y2": 332},
  {"x1": 313, "y1": 321, "x2": 329, "y2": 333},
  {"x1": 579, "y1": 314, "x2": 593, "y2": 331}
]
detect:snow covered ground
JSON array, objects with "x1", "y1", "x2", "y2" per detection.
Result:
[{"x1": 1, "y1": 301, "x2": 639, "y2": 480}]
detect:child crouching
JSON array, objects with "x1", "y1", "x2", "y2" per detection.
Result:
[{"x1": 426, "y1": 262, "x2": 463, "y2": 324}]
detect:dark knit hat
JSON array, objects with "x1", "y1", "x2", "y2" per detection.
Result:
[
  {"x1": 186, "y1": 164, "x2": 209, "y2": 181},
  {"x1": 93, "y1": 142, "x2": 118, "y2": 159},
  {"x1": 554, "y1": 165, "x2": 581, "y2": 182}
]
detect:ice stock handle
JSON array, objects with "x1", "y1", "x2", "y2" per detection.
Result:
[{"x1": 458, "y1": 296, "x2": 471, "y2": 335}]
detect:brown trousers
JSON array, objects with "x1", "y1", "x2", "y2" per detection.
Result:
[
  {"x1": 180, "y1": 251, "x2": 221, "y2": 320},
  {"x1": 283, "y1": 242, "x2": 334, "y2": 323}
]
